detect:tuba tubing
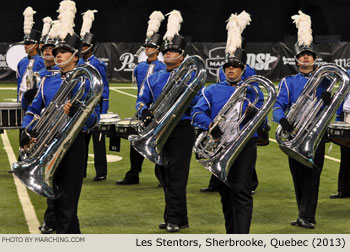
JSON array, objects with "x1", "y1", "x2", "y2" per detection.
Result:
[
  {"x1": 11, "y1": 64, "x2": 103, "y2": 199},
  {"x1": 194, "y1": 75, "x2": 276, "y2": 186},
  {"x1": 128, "y1": 55, "x2": 207, "y2": 165},
  {"x1": 275, "y1": 63, "x2": 350, "y2": 168}
]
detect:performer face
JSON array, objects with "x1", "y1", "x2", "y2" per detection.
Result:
[
  {"x1": 82, "y1": 45, "x2": 93, "y2": 59},
  {"x1": 24, "y1": 42, "x2": 38, "y2": 56},
  {"x1": 297, "y1": 52, "x2": 315, "y2": 72},
  {"x1": 55, "y1": 49, "x2": 78, "y2": 72},
  {"x1": 224, "y1": 65, "x2": 243, "y2": 82},
  {"x1": 41, "y1": 45, "x2": 55, "y2": 66},
  {"x1": 145, "y1": 46, "x2": 158, "y2": 60},
  {"x1": 163, "y1": 50, "x2": 184, "y2": 70}
]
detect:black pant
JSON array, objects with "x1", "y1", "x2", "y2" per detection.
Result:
[
  {"x1": 52, "y1": 133, "x2": 86, "y2": 234},
  {"x1": 124, "y1": 144, "x2": 162, "y2": 184},
  {"x1": 158, "y1": 121, "x2": 195, "y2": 226},
  {"x1": 337, "y1": 145, "x2": 350, "y2": 195},
  {"x1": 83, "y1": 130, "x2": 107, "y2": 177},
  {"x1": 289, "y1": 137, "x2": 325, "y2": 221},
  {"x1": 218, "y1": 138, "x2": 257, "y2": 234},
  {"x1": 208, "y1": 166, "x2": 258, "y2": 191}
]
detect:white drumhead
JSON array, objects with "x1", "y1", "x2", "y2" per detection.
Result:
[
  {"x1": 117, "y1": 119, "x2": 140, "y2": 126},
  {"x1": 101, "y1": 113, "x2": 120, "y2": 120},
  {"x1": 5, "y1": 44, "x2": 26, "y2": 71},
  {"x1": 99, "y1": 118, "x2": 120, "y2": 125},
  {"x1": 329, "y1": 122, "x2": 350, "y2": 130}
]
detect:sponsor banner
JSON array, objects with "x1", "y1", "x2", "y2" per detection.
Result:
[{"x1": 1, "y1": 42, "x2": 350, "y2": 83}]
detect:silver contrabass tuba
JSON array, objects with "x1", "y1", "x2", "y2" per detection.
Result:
[
  {"x1": 129, "y1": 55, "x2": 207, "y2": 165},
  {"x1": 11, "y1": 64, "x2": 103, "y2": 199},
  {"x1": 275, "y1": 63, "x2": 350, "y2": 168},
  {"x1": 194, "y1": 75, "x2": 276, "y2": 186}
]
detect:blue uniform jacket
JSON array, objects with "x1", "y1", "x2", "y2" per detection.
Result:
[
  {"x1": 191, "y1": 80, "x2": 264, "y2": 138},
  {"x1": 17, "y1": 54, "x2": 45, "y2": 99},
  {"x1": 21, "y1": 65, "x2": 60, "y2": 111},
  {"x1": 136, "y1": 67, "x2": 201, "y2": 121},
  {"x1": 84, "y1": 55, "x2": 109, "y2": 114},
  {"x1": 134, "y1": 59, "x2": 166, "y2": 98},
  {"x1": 22, "y1": 72, "x2": 99, "y2": 131},
  {"x1": 273, "y1": 72, "x2": 330, "y2": 123},
  {"x1": 217, "y1": 64, "x2": 256, "y2": 83}
]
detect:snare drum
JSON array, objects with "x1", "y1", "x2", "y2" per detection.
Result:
[
  {"x1": 0, "y1": 103, "x2": 23, "y2": 129},
  {"x1": 115, "y1": 118, "x2": 140, "y2": 139},
  {"x1": 327, "y1": 122, "x2": 350, "y2": 147},
  {"x1": 98, "y1": 113, "x2": 120, "y2": 136}
]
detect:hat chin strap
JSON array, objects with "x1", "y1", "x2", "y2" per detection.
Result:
[
  {"x1": 43, "y1": 55, "x2": 54, "y2": 60},
  {"x1": 295, "y1": 57, "x2": 316, "y2": 66},
  {"x1": 25, "y1": 43, "x2": 37, "y2": 53},
  {"x1": 82, "y1": 45, "x2": 93, "y2": 54},
  {"x1": 145, "y1": 48, "x2": 158, "y2": 57},
  {"x1": 225, "y1": 65, "x2": 246, "y2": 83},
  {"x1": 163, "y1": 51, "x2": 184, "y2": 62},
  {"x1": 54, "y1": 50, "x2": 78, "y2": 66}
]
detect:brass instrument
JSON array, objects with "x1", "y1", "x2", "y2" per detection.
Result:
[
  {"x1": 276, "y1": 63, "x2": 350, "y2": 168},
  {"x1": 11, "y1": 64, "x2": 103, "y2": 199},
  {"x1": 194, "y1": 75, "x2": 276, "y2": 186},
  {"x1": 129, "y1": 55, "x2": 207, "y2": 165}
]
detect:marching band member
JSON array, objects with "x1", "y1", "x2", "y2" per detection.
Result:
[
  {"x1": 192, "y1": 11, "x2": 263, "y2": 234},
  {"x1": 136, "y1": 10, "x2": 198, "y2": 232},
  {"x1": 117, "y1": 11, "x2": 166, "y2": 186},
  {"x1": 80, "y1": 10, "x2": 110, "y2": 182},
  {"x1": 17, "y1": 6, "x2": 44, "y2": 103},
  {"x1": 22, "y1": 17, "x2": 58, "y2": 112},
  {"x1": 20, "y1": 0, "x2": 99, "y2": 234},
  {"x1": 273, "y1": 11, "x2": 331, "y2": 229},
  {"x1": 201, "y1": 40, "x2": 259, "y2": 194},
  {"x1": 329, "y1": 90, "x2": 350, "y2": 199}
]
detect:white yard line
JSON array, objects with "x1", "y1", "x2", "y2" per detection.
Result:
[
  {"x1": 110, "y1": 87, "x2": 137, "y2": 98},
  {"x1": 269, "y1": 138, "x2": 340, "y2": 163},
  {"x1": 1, "y1": 130, "x2": 40, "y2": 234}
]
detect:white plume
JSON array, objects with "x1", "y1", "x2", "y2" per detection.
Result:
[
  {"x1": 23, "y1": 7, "x2": 36, "y2": 35},
  {"x1": 292, "y1": 10, "x2": 313, "y2": 46},
  {"x1": 146, "y1": 11, "x2": 164, "y2": 38},
  {"x1": 41, "y1": 17, "x2": 53, "y2": 37},
  {"x1": 225, "y1": 11, "x2": 251, "y2": 56},
  {"x1": 57, "y1": 0, "x2": 76, "y2": 40},
  {"x1": 237, "y1": 11, "x2": 251, "y2": 33},
  {"x1": 80, "y1": 10, "x2": 98, "y2": 37},
  {"x1": 48, "y1": 20, "x2": 60, "y2": 39},
  {"x1": 163, "y1": 10, "x2": 183, "y2": 41}
]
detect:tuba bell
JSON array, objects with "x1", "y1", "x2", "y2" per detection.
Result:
[
  {"x1": 194, "y1": 75, "x2": 276, "y2": 186},
  {"x1": 128, "y1": 55, "x2": 207, "y2": 165},
  {"x1": 275, "y1": 63, "x2": 350, "y2": 168},
  {"x1": 11, "y1": 64, "x2": 103, "y2": 199}
]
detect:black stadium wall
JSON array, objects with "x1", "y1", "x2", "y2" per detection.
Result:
[{"x1": 1, "y1": 0, "x2": 350, "y2": 82}]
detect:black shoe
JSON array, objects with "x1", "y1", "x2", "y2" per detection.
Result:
[
  {"x1": 329, "y1": 192, "x2": 349, "y2": 199},
  {"x1": 116, "y1": 179, "x2": 139, "y2": 185},
  {"x1": 93, "y1": 175, "x2": 106, "y2": 181},
  {"x1": 200, "y1": 187, "x2": 218, "y2": 192},
  {"x1": 291, "y1": 218, "x2": 315, "y2": 229},
  {"x1": 39, "y1": 222, "x2": 55, "y2": 234},
  {"x1": 251, "y1": 190, "x2": 255, "y2": 195},
  {"x1": 159, "y1": 223, "x2": 189, "y2": 230},
  {"x1": 158, "y1": 183, "x2": 164, "y2": 188},
  {"x1": 8, "y1": 170, "x2": 13, "y2": 174},
  {"x1": 166, "y1": 223, "x2": 179, "y2": 232}
]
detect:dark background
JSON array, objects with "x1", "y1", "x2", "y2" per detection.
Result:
[{"x1": 1, "y1": 0, "x2": 349, "y2": 43}]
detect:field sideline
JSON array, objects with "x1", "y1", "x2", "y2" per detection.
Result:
[{"x1": 0, "y1": 82, "x2": 348, "y2": 234}]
